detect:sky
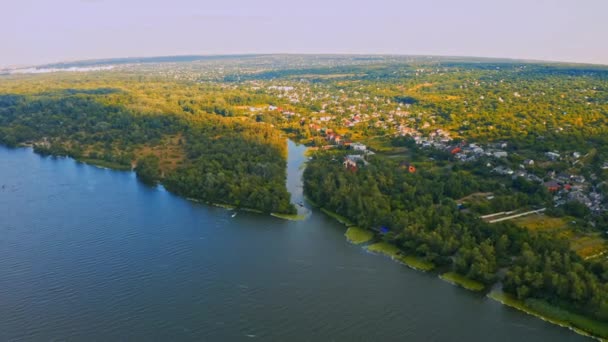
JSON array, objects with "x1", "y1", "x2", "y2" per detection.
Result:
[{"x1": 2, "y1": 0, "x2": 608, "y2": 67}]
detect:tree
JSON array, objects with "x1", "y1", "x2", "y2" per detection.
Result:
[{"x1": 135, "y1": 154, "x2": 161, "y2": 184}]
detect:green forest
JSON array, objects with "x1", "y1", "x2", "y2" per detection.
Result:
[
  {"x1": 303, "y1": 150, "x2": 608, "y2": 334},
  {"x1": 0, "y1": 75, "x2": 295, "y2": 214}
]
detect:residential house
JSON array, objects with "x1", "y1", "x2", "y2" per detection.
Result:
[
  {"x1": 546, "y1": 152, "x2": 561, "y2": 160},
  {"x1": 351, "y1": 143, "x2": 367, "y2": 151},
  {"x1": 544, "y1": 180, "x2": 561, "y2": 192}
]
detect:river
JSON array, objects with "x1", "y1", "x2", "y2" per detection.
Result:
[{"x1": 0, "y1": 141, "x2": 587, "y2": 341}]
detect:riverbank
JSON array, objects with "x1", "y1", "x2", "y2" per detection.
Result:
[
  {"x1": 186, "y1": 198, "x2": 271, "y2": 215},
  {"x1": 13, "y1": 141, "x2": 608, "y2": 340},
  {"x1": 367, "y1": 242, "x2": 436, "y2": 272},
  {"x1": 313, "y1": 204, "x2": 436, "y2": 271},
  {"x1": 312, "y1": 203, "x2": 436, "y2": 271},
  {"x1": 2, "y1": 142, "x2": 588, "y2": 341},
  {"x1": 488, "y1": 291, "x2": 608, "y2": 340},
  {"x1": 345, "y1": 227, "x2": 374, "y2": 244},
  {"x1": 439, "y1": 272, "x2": 485, "y2": 292},
  {"x1": 271, "y1": 213, "x2": 307, "y2": 221},
  {"x1": 313, "y1": 202, "x2": 608, "y2": 340},
  {"x1": 10, "y1": 144, "x2": 303, "y2": 219},
  {"x1": 320, "y1": 208, "x2": 354, "y2": 226},
  {"x1": 75, "y1": 157, "x2": 132, "y2": 171}
]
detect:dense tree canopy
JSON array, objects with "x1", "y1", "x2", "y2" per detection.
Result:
[
  {"x1": 0, "y1": 77, "x2": 295, "y2": 214},
  {"x1": 304, "y1": 151, "x2": 608, "y2": 322}
]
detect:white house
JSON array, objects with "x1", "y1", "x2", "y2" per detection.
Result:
[
  {"x1": 351, "y1": 143, "x2": 367, "y2": 151},
  {"x1": 546, "y1": 152, "x2": 561, "y2": 160}
]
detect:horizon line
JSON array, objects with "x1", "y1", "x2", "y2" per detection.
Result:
[{"x1": 3, "y1": 52, "x2": 608, "y2": 70}]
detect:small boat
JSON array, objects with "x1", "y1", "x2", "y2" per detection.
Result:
[
  {"x1": 298, "y1": 201, "x2": 304, "y2": 207},
  {"x1": 231, "y1": 212, "x2": 237, "y2": 218}
]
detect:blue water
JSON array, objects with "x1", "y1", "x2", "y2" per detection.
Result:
[{"x1": 0, "y1": 142, "x2": 588, "y2": 341}]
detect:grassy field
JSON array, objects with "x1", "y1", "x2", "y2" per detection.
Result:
[
  {"x1": 488, "y1": 291, "x2": 608, "y2": 340},
  {"x1": 345, "y1": 227, "x2": 374, "y2": 244},
  {"x1": 513, "y1": 214, "x2": 569, "y2": 231},
  {"x1": 512, "y1": 214, "x2": 607, "y2": 259},
  {"x1": 570, "y1": 233, "x2": 607, "y2": 259},
  {"x1": 362, "y1": 136, "x2": 397, "y2": 152},
  {"x1": 399, "y1": 255, "x2": 435, "y2": 272},
  {"x1": 457, "y1": 192, "x2": 494, "y2": 206},
  {"x1": 367, "y1": 242, "x2": 401, "y2": 256},
  {"x1": 135, "y1": 134, "x2": 185, "y2": 173},
  {"x1": 439, "y1": 272, "x2": 485, "y2": 291},
  {"x1": 367, "y1": 242, "x2": 435, "y2": 271}
]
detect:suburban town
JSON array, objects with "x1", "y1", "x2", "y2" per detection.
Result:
[{"x1": 220, "y1": 75, "x2": 607, "y2": 221}]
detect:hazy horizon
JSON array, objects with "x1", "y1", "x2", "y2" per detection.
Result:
[
  {"x1": 3, "y1": 0, "x2": 608, "y2": 68},
  {"x1": 9, "y1": 52, "x2": 608, "y2": 70}
]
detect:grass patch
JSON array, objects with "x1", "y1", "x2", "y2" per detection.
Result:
[
  {"x1": 363, "y1": 136, "x2": 395, "y2": 152},
  {"x1": 570, "y1": 233, "x2": 607, "y2": 259},
  {"x1": 320, "y1": 208, "x2": 354, "y2": 226},
  {"x1": 513, "y1": 214, "x2": 608, "y2": 259},
  {"x1": 212, "y1": 202, "x2": 236, "y2": 210},
  {"x1": 241, "y1": 207, "x2": 263, "y2": 214},
  {"x1": 440, "y1": 272, "x2": 485, "y2": 291},
  {"x1": 271, "y1": 213, "x2": 307, "y2": 221},
  {"x1": 345, "y1": 227, "x2": 374, "y2": 244},
  {"x1": 513, "y1": 214, "x2": 569, "y2": 231},
  {"x1": 458, "y1": 192, "x2": 494, "y2": 206},
  {"x1": 367, "y1": 242, "x2": 435, "y2": 271},
  {"x1": 77, "y1": 158, "x2": 132, "y2": 171},
  {"x1": 400, "y1": 255, "x2": 435, "y2": 272},
  {"x1": 134, "y1": 134, "x2": 185, "y2": 173},
  {"x1": 367, "y1": 242, "x2": 400, "y2": 255},
  {"x1": 488, "y1": 291, "x2": 608, "y2": 339},
  {"x1": 526, "y1": 299, "x2": 608, "y2": 338},
  {"x1": 191, "y1": 200, "x2": 274, "y2": 216}
]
